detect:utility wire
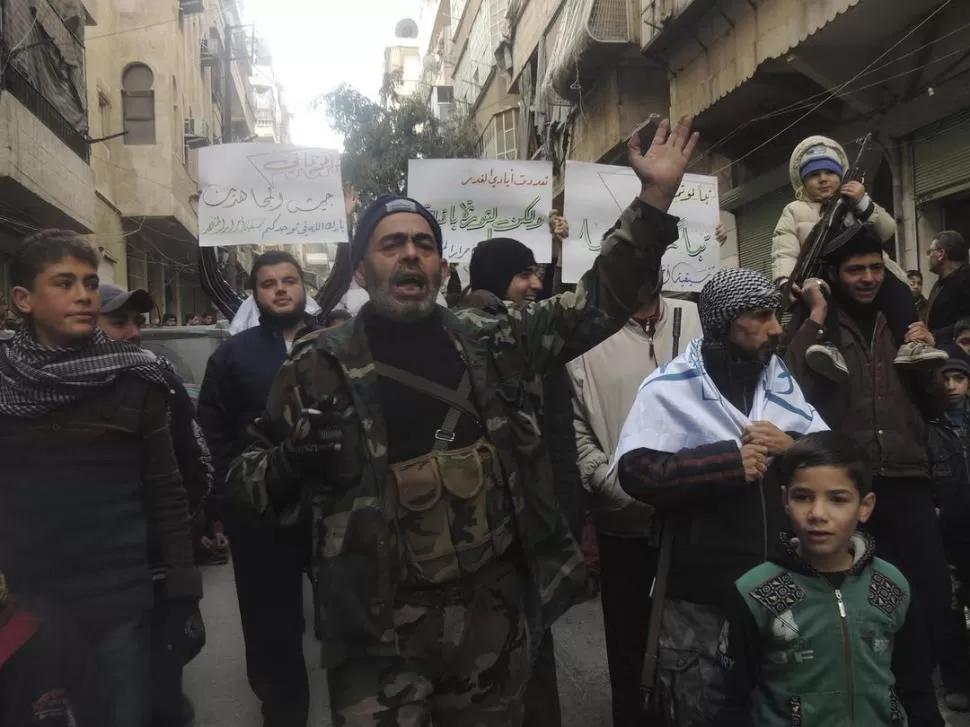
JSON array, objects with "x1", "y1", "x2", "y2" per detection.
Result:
[{"x1": 695, "y1": 0, "x2": 955, "y2": 177}]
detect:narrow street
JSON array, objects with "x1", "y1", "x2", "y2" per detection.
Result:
[
  {"x1": 186, "y1": 563, "x2": 970, "y2": 726},
  {"x1": 185, "y1": 563, "x2": 613, "y2": 726}
]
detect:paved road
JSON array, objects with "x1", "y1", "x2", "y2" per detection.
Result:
[
  {"x1": 186, "y1": 563, "x2": 968, "y2": 726},
  {"x1": 184, "y1": 563, "x2": 611, "y2": 726}
]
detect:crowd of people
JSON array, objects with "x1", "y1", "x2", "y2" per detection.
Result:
[{"x1": 1, "y1": 115, "x2": 970, "y2": 727}]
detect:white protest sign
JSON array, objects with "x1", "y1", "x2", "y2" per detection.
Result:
[
  {"x1": 407, "y1": 159, "x2": 554, "y2": 263},
  {"x1": 562, "y1": 162, "x2": 720, "y2": 291},
  {"x1": 198, "y1": 144, "x2": 347, "y2": 247}
]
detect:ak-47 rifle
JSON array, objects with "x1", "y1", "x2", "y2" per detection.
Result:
[{"x1": 783, "y1": 133, "x2": 872, "y2": 310}]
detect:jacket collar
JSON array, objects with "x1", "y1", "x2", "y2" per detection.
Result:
[{"x1": 771, "y1": 530, "x2": 875, "y2": 578}]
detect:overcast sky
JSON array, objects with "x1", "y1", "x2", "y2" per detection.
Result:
[{"x1": 243, "y1": 0, "x2": 425, "y2": 149}]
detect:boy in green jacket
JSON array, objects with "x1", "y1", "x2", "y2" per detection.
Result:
[{"x1": 706, "y1": 431, "x2": 913, "y2": 726}]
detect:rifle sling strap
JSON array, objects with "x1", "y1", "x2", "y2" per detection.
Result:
[
  {"x1": 641, "y1": 521, "x2": 675, "y2": 706},
  {"x1": 373, "y1": 362, "x2": 479, "y2": 451}
]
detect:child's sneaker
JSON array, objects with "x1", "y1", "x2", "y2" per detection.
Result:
[
  {"x1": 806, "y1": 343, "x2": 849, "y2": 382},
  {"x1": 894, "y1": 342, "x2": 948, "y2": 369}
]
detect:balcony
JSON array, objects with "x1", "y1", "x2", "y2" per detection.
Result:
[
  {"x1": 1, "y1": 0, "x2": 89, "y2": 161},
  {"x1": 543, "y1": 0, "x2": 638, "y2": 101}
]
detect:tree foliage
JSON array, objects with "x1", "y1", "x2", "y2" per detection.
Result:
[{"x1": 314, "y1": 72, "x2": 481, "y2": 206}]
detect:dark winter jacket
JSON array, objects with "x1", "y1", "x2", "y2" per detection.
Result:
[
  {"x1": 929, "y1": 406, "x2": 970, "y2": 551},
  {"x1": 707, "y1": 532, "x2": 911, "y2": 727},
  {"x1": 786, "y1": 308, "x2": 945, "y2": 480},
  {"x1": 164, "y1": 368, "x2": 212, "y2": 517},
  {"x1": 197, "y1": 318, "x2": 316, "y2": 519},
  {"x1": 0, "y1": 375, "x2": 200, "y2": 627},
  {"x1": 928, "y1": 263, "x2": 970, "y2": 343}
]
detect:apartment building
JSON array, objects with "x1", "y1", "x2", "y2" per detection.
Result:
[
  {"x1": 0, "y1": 0, "x2": 97, "y2": 306},
  {"x1": 485, "y1": 0, "x2": 969, "y2": 279},
  {"x1": 251, "y1": 37, "x2": 289, "y2": 143},
  {"x1": 85, "y1": 0, "x2": 257, "y2": 321}
]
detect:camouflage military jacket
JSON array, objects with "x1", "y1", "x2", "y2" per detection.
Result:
[{"x1": 230, "y1": 199, "x2": 679, "y2": 668}]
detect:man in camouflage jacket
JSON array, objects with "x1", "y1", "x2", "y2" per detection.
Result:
[{"x1": 229, "y1": 117, "x2": 699, "y2": 726}]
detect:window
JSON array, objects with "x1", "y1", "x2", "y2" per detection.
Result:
[
  {"x1": 97, "y1": 91, "x2": 111, "y2": 137},
  {"x1": 480, "y1": 109, "x2": 518, "y2": 160},
  {"x1": 122, "y1": 63, "x2": 156, "y2": 145}
]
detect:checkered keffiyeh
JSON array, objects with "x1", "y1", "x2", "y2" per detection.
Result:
[
  {"x1": 698, "y1": 267, "x2": 781, "y2": 339},
  {"x1": 0, "y1": 328, "x2": 170, "y2": 418}
]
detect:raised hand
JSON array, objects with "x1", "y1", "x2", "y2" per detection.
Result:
[{"x1": 628, "y1": 116, "x2": 700, "y2": 212}]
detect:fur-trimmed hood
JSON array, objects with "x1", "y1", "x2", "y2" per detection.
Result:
[{"x1": 789, "y1": 136, "x2": 850, "y2": 198}]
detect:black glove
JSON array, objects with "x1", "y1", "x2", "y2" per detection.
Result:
[
  {"x1": 164, "y1": 598, "x2": 206, "y2": 665},
  {"x1": 277, "y1": 396, "x2": 344, "y2": 477}
]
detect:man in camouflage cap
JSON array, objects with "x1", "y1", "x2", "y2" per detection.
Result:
[{"x1": 229, "y1": 117, "x2": 700, "y2": 726}]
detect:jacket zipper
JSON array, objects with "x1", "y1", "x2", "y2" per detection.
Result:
[
  {"x1": 759, "y1": 483, "x2": 767, "y2": 560},
  {"x1": 835, "y1": 589, "x2": 855, "y2": 725}
]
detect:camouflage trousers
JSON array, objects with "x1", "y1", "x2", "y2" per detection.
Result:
[
  {"x1": 654, "y1": 600, "x2": 726, "y2": 727},
  {"x1": 328, "y1": 557, "x2": 530, "y2": 726}
]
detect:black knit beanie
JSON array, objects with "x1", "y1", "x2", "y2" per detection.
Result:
[
  {"x1": 352, "y1": 195, "x2": 443, "y2": 267},
  {"x1": 469, "y1": 238, "x2": 537, "y2": 300}
]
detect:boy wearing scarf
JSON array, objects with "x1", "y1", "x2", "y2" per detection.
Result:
[{"x1": 0, "y1": 231, "x2": 202, "y2": 727}]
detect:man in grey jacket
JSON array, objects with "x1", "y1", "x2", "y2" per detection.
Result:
[{"x1": 567, "y1": 275, "x2": 701, "y2": 726}]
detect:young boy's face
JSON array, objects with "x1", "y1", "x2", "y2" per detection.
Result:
[
  {"x1": 11, "y1": 256, "x2": 99, "y2": 347},
  {"x1": 944, "y1": 372, "x2": 970, "y2": 408},
  {"x1": 803, "y1": 170, "x2": 842, "y2": 203},
  {"x1": 784, "y1": 465, "x2": 875, "y2": 572}
]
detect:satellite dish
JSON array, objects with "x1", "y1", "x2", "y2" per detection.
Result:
[
  {"x1": 394, "y1": 18, "x2": 419, "y2": 39},
  {"x1": 422, "y1": 53, "x2": 442, "y2": 72}
]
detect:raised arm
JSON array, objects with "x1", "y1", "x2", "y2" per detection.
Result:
[{"x1": 515, "y1": 118, "x2": 700, "y2": 372}]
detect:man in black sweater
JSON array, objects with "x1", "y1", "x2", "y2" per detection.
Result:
[
  {"x1": 197, "y1": 250, "x2": 317, "y2": 727},
  {"x1": 0, "y1": 231, "x2": 201, "y2": 727}
]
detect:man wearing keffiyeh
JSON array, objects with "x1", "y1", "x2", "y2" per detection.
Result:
[
  {"x1": 614, "y1": 267, "x2": 827, "y2": 727},
  {"x1": 0, "y1": 230, "x2": 203, "y2": 727}
]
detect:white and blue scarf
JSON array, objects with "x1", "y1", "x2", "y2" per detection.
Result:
[{"x1": 612, "y1": 337, "x2": 828, "y2": 465}]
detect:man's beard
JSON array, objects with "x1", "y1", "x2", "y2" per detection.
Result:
[
  {"x1": 256, "y1": 297, "x2": 307, "y2": 328},
  {"x1": 365, "y1": 261, "x2": 441, "y2": 323}
]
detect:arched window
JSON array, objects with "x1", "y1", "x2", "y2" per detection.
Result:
[{"x1": 122, "y1": 63, "x2": 156, "y2": 145}]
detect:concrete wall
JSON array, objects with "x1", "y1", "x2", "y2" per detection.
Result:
[
  {"x1": 86, "y1": 0, "x2": 229, "y2": 227},
  {"x1": 570, "y1": 65, "x2": 669, "y2": 162},
  {"x1": 0, "y1": 95, "x2": 96, "y2": 231},
  {"x1": 660, "y1": 0, "x2": 860, "y2": 118},
  {"x1": 510, "y1": 0, "x2": 564, "y2": 82}
]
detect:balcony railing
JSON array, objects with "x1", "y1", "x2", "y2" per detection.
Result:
[
  {"x1": 3, "y1": 66, "x2": 89, "y2": 160},
  {"x1": 1, "y1": 0, "x2": 89, "y2": 161}
]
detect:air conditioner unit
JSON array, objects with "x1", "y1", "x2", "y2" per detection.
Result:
[
  {"x1": 433, "y1": 85, "x2": 454, "y2": 104},
  {"x1": 200, "y1": 38, "x2": 217, "y2": 67},
  {"x1": 435, "y1": 102, "x2": 453, "y2": 123},
  {"x1": 180, "y1": 0, "x2": 204, "y2": 15},
  {"x1": 183, "y1": 118, "x2": 210, "y2": 147}
]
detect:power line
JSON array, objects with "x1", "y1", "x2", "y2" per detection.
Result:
[{"x1": 700, "y1": 0, "x2": 955, "y2": 177}]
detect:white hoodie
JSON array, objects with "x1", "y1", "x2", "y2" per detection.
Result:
[{"x1": 567, "y1": 297, "x2": 702, "y2": 537}]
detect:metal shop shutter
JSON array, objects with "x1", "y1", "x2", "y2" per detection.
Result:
[
  {"x1": 737, "y1": 186, "x2": 791, "y2": 277},
  {"x1": 914, "y1": 109, "x2": 970, "y2": 202}
]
